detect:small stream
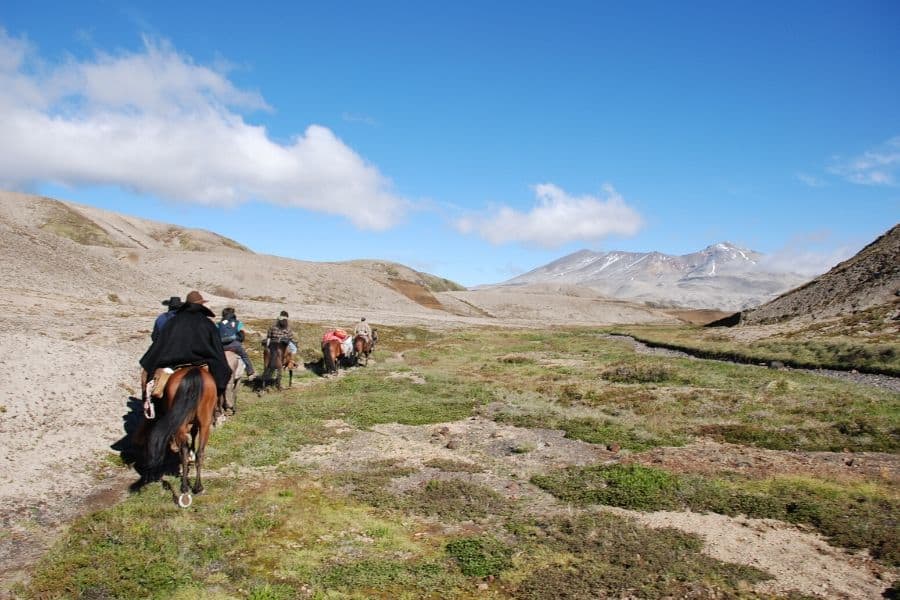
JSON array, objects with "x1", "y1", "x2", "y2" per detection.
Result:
[{"x1": 602, "y1": 334, "x2": 900, "y2": 393}]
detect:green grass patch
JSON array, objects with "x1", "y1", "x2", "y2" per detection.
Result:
[
  {"x1": 446, "y1": 535, "x2": 513, "y2": 577},
  {"x1": 607, "y1": 324, "x2": 900, "y2": 375},
  {"x1": 335, "y1": 460, "x2": 418, "y2": 508},
  {"x1": 303, "y1": 371, "x2": 493, "y2": 429},
  {"x1": 695, "y1": 420, "x2": 900, "y2": 452},
  {"x1": 601, "y1": 361, "x2": 677, "y2": 384},
  {"x1": 405, "y1": 479, "x2": 513, "y2": 521},
  {"x1": 495, "y1": 411, "x2": 684, "y2": 452},
  {"x1": 456, "y1": 327, "x2": 898, "y2": 453},
  {"x1": 337, "y1": 465, "x2": 513, "y2": 522},
  {"x1": 534, "y1": 464, "x2": 900, "y2": 566},
  {"x1": 205, "y1": 391, "x2": 333, "y2": 468},
  {"x1": 507, "y1": 512, "x2": 772, "y2": 599},
  {"x1": 208, "y1": 356, "x2": 492, "y2": 469},
  {"x1": 38, "y1": 199, "x2": 117, "y2": 247},
  {"x1": 22, "y1": 476, "x2": 455, "y2": 599},
  {"x1": 533, "y1": 464, "x2": 680, "y2": 509}
]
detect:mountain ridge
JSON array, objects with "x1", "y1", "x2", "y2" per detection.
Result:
[{"x1": 496, "y1": 242, "x2": 810, "y2": 311}]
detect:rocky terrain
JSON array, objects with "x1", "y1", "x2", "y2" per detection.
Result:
[
  {"x1": 497, "y1": 242, "x2": 810, "y2": 311},
  {"x1": 742, "y1": 223, "x2": 900, "y2": 325}
]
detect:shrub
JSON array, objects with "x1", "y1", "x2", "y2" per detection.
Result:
[
  {"x1": 601, "y1": 362, "x2": 673, "y2": 383},
  {"x1": 446, "y1": 536, "x2": 513, "y2": 577},
  {"x1": 532, "y1": 464, "x2": 679, "y2": 510}
]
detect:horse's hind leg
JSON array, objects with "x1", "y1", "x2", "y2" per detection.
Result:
[
  {"x1": 179, "y1": 442, "x2": 191, "y2": 495},
  {"x1": 192, "y1": 423, "x2": 211, "y2": 495}
]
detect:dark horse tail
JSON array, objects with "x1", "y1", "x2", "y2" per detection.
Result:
[
  {"x1": 145, "y1": 368, "x2": 203, "y2": 470},
  {"x1": 323, "y1": 341, "x2": 335, "y2": 373}
]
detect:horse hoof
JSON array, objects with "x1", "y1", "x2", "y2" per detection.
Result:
[{"x1": 178, "y1": 492, "x2": 193, "y2": 508}]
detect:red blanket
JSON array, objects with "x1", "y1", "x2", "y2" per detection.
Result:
[{"x1": 322, "y1": 329, "x2": 349, "y2": 343}]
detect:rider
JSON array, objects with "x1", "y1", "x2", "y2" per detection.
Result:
[
  {"x1": 151, "y1": 296, "x2": 182, "y2": 342},
  {"x1": 265, "y1": 310, "x2": 296, "y2": 355},
  {"x1": 218, "y1": 307, "x2": 255, "y2": 379},
  {"x1": 140, "y1": 290, "x2": 232, "y2": 398},
  {"x1": 354, "y1": 316, "x2": 377, "y2": 350},
  {"x1": 354, "y1": 316, "x2": 372, "y2": 340}
]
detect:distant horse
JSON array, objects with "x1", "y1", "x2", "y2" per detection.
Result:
[
  {"x1": 143, "y1": 366, "x2": 217, "y2": 508},
  {"x1": 262, "y1": 339, "x2": 294, "y2": 390},
  {"x1": 322, "y1": 338, "x2": 345, "y2": 374},
  {"x1": 219, "y1": 351, "x2": 245, "y2": 418},
  {"x1": 352, "y1": 334, "x2": 374, "y2": 366}
]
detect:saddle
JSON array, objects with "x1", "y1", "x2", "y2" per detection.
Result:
[{"x1": 146, "y1": 364, "x2": 209, "y2": 399}]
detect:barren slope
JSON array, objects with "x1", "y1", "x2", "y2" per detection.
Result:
[{"x1": 742, "y1": 223, "x2": 900, "y2": 325}]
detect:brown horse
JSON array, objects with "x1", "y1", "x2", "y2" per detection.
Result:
[
  {"x1": 322, "y1": 338, "x2": 344, "y2": 374},
  {"x1": 262, "y1": 339, "x2": 294, "y2": 390},
  {"x1": 143, "y1": 366, "x2": 218, "y2": 507},
  {"x1": 352, "y1": 334, "x2": 374, "y2": 366}
]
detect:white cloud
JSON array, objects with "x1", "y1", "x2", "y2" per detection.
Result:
[
  {"x1": 456, "y1": 183, "x2": 643, "y2": 248},
  {"x1": 756, "y1": 233, "x2": 856, "y2": 276},
  {"x1": 0, "y1": 30, "x2": 406, "y2": 230},
  {"x1": 829, "y1": 137, "x2": 900, "y2": 186}
]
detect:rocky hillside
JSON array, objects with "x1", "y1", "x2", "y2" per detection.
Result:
[
  {"x1": 742, "y1": 223, "x2": 900, "y2": 325},
  {"x1": 497, "y1": 243, "x2": 809, "y2": 311}
]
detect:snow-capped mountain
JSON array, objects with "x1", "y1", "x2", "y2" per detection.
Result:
[{"x1": 497, "y1": 243, "x2": 810, "y2": 311}]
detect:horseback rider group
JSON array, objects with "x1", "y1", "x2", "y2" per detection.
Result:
[
  {"x1": 141, "y1": 290, "x2": 232, "y2": 399},
  {"x1": 138, "y1": 293, "x2": 378, "y2": 497},
  {"x1": 142, "y1": 296, "x2": 376, "y2": 402}
]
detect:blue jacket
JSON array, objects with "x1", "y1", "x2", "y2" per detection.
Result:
[{"x1": 151, "y1": 310, "x2": 178, "y2": 342}]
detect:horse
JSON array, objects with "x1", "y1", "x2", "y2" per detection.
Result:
[
  {"x1": 219, "y1": 350, "x2": 245, "y2": 418},
  {"x1": 143, "y1": 366, "x2": 218, "y2": 508},
  {"x1": 261, "y1": 338, "x2": 294, "y2": 390},
  {"x1": 352, "y1": 334, "x2": 374, "y2": 366},
  {"x1": 322, "y1": 338, "x2": 344, "y2": 375}
]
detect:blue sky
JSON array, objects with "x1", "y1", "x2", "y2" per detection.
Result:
[{"x1": 1, "y1": 1, "x2": 898, "y2": 286}]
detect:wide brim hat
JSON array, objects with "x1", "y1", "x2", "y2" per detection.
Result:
[
  {"x1": 162, "y1": 296, "x2": 183, "y2": 308},
  {"x1": 186, "y1": 290, "x2": 208, "y2": 304}
]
